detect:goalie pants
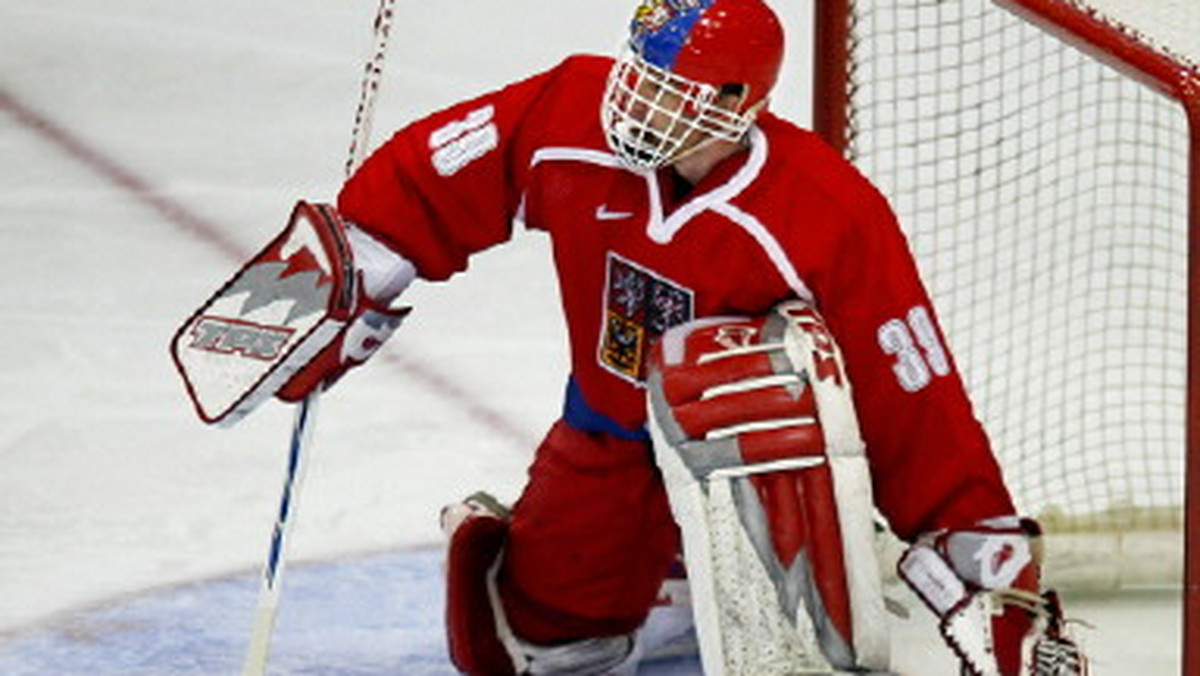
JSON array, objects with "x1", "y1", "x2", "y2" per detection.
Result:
[{"x1": 497, "y1": 419, "x2": 681, "y2": 645}]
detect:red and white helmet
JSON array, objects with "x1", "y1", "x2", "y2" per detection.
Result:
[{"x1": 602, "y1": 0, "x2": 785, "y2": 170}]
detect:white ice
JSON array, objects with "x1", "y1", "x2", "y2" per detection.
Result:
[{"x1": 0, "y1": 0, "x2": 1181, "y2": 673}]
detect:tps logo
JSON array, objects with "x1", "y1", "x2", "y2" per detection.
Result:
[{"x1": 189, "y1": 316, "x2": 295, "y2": 361}]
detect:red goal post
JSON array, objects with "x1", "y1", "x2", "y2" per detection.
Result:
[{"x1": 810, "y1": 0, "x2": 1198, "y2": 672}]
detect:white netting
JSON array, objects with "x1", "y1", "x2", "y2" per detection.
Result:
[{"x1": 836, "y1": 0, "x2": 1190, "y2": 586}]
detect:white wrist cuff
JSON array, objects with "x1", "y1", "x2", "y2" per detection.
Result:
[{"x1": 345, "y1": 224, "x2": 417, "y2": 303}]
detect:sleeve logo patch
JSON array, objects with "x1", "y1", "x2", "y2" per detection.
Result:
[{"x1": 600, "y1": 252, "x2": 694, "y2": 383}]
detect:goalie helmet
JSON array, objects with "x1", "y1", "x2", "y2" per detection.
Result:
[{"x1": 602, "y1": 0, "x2": 785, "y2": 170}]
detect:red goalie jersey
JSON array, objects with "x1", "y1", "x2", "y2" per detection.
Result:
[{"x1": 337, "y1": 55, "x2": 1013, "y2": 540}]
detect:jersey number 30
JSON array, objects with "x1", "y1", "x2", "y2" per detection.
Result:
[{"x1": 877, "y1": 306, "x2": 950, "y2": 392}]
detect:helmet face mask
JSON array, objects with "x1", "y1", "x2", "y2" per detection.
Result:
[
  {"x1": 602, "y1": 49, "x2": 753, "y2": 171},
  {"x1": 601, "y1": 0, "x2": 784, "y2": 171}
]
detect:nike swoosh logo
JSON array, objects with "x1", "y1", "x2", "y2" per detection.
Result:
[{"x1": 595, "y1": 205, "x2": 634, "y2": 221}]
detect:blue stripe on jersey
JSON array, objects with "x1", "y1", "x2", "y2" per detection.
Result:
[{"x1": 562, "y1": 377, "x2": 650, "y2": 442}]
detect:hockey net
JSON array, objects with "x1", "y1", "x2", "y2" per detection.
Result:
[{"x1": 809, "y1": 0, "x2": 1198, "y2": 667}]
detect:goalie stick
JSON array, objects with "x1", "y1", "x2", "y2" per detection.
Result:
[
  {"x1": 240, "y1": 1, "x2": 397, "y2": 674},
  {"x1": 240, "y1": 393, "x2": 319, "y2": 676}
]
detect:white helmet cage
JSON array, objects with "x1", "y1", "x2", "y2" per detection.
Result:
[{"x1": 601, "y1": 48, "x2": 758, "y2": 171}]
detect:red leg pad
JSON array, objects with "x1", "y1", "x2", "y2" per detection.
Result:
[{"x1": 445, "y1": 513, "x2": 515, "y2": 676}]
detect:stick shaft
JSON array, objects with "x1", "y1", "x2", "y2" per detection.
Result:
[
  {"x1": 241, "y1": 393, "x2": 320, "y2": 676},
  {"x1": 239, "y1": 2, "x2": 397, "y2": 672},
  {"x1": 346, "y1": 0, "x2": 397, "y2": 177}
]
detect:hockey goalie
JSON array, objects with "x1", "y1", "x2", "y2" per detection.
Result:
[{"x1": 171, "y1": 0, "x2": 1089, "y2": 673}]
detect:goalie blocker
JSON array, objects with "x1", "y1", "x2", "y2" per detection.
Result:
[
  {"x1": 170, "y1": 201, "x2": 410, "y2": 425},
  {"x1": 645, "y1": 300, "x2": 890, "y2": 674},
  {"x1": 899, "y1": 517, "x2": 1089, "y2": 675}
]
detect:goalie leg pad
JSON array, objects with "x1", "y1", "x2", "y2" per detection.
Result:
[
  {"x1": 442, "y1": 494, "x2": 517, "y2": 676},
  {"x1": 442, "y1": 492, "x2": 642, "y2": 676},
  {"x1": 646, "y1": 300, "x2": 889, "y2": 674},
  {"x1": 731, "y1": 459, "x2": 871, "y2": 669}
]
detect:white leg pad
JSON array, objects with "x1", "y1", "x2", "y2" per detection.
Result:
[
  {"x1": 646, "y1": 300, "x2": 891, "y2": 674},
  {"x1": 650, "y1": 425, "x2": 889, "y2": 674}
]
